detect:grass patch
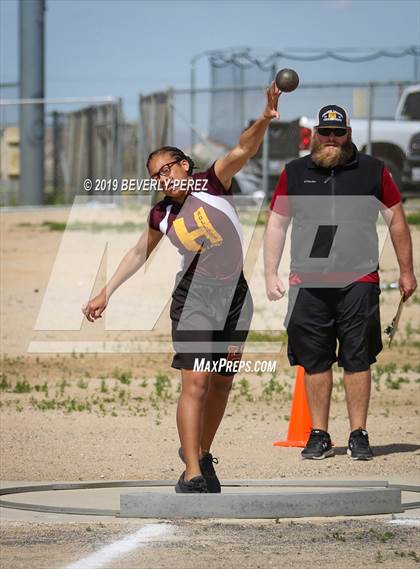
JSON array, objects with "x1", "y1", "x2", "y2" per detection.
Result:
[
  {"x1": 407, "y1": 212, "x2": 420, "y2": 225},
  {"x1": 247, "y1": 331, "x2": 287, "y2": 342},
  {"x1": 40, "y1": 221, "x2": 145, "y2": 232},
  {"x1": 112, "y1": 368, "x2": 132, "y2": 385},
  {"x1": 0, "y1": 374, "x2": 11, "y2": 391},
  {"x1": 369, "y1": 529, "x2": 394, "y2": 543},
  {"x1": 153, "y1": 373, "x2": 172, "y2": 400},
  {"x1": 13, "y1": 379, "x2": 31, "y2": 393},
  {"x1": 233, "y1": 377, "x2": 253, "y2": 402}
]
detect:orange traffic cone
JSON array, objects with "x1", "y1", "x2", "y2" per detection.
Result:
[{"x1": 273, "y1": 365, "x2": 312, "y2": 447}]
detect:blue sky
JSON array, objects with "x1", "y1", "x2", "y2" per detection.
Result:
[{"x1": 1, "y1": 0, "x2": 419, "y2": 122}]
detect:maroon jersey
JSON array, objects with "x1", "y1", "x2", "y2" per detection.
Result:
[{"x1": 148, "y1": 163, "x2": 244, "y2": 282}]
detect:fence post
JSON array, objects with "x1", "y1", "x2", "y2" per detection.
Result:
[
  {"x1": 52, "y1": 110, "x2": 60, "y2": 202},
  {"x1": 366, "y1": 82, "x2": 374, "y2": 156}
]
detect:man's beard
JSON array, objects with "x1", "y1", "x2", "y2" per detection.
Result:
[{"x1": 310, "y1": 135, "x2": 354, "y2": 168}]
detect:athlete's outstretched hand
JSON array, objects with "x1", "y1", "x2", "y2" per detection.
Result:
[
  {"x1": 263, "y1": 81, "x2": 281, "y2": 120},
  {"x1": 265, "y1": 274, "x2": 286, "y2": 301},
  {"x1": 82, "y1": 290, "x2": 108, "y2": 323}
]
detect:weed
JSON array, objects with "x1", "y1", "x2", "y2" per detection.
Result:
[
  {"x1": 13, "y1": 379, "x2": 31, "y2": 393},
  {"x1": 100, "y1": 379, "x2": 108, "y2": 393},
  {"x1": 369, "y1": 529, "x2": 394, "y2": 543},
  {"x1": 57, "y1": 379, "x2": 69, "y2": 396},
  {"x1": 331, "y1": 530, "x2": 346, "y2": 542},
  {"x1": 153, "y1": 373, "x2": 172, "y2": 400},
  {"x1": 34, "y1": 382, "x2": 49, "y2": 395},
  {"x1": 261, "y1": 375, "x2": 284, "y2": 400},
  {"x1": 234, "y1": 377, "x2": 253, "y2": 402},
  {"x1": 31, "y1": 397, "x2": 57, "y2": 411},
  {"x1": 385, "y1": 375, "x2": 409, "y2": 390},
  {"x1": 375, "y1": 551, "x2": 384, "y2": 563},
  {"x1": 407, "y1": 212, "x2": 420, "y2": 225},
  {"x1": 77, "y1": 378, "x2": 89, "y2": 389},
  {"x1": 248, "y1": 331, "x2": 287, "y2": 343},
  {"x1": 394, "y1": 550, "x2": 420, "y2": 562},
  {"x1": 0, "y1": 374, "x2": 10, "y2": 390},
  {"x1": 112, "y1": 368, "x2": 132, "y2": 385},
  {"x1": 372, "y1": 362, "x2": 398, "y2": 391},
  {"x1": 118, "y1": 389, "x2": 129, "y2": 404}
]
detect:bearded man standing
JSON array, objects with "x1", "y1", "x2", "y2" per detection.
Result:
[{"x1": 264, "y1": 105, "x2": 416, "y2": 461}]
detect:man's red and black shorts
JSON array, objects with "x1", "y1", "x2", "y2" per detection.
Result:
[
  {"x1": 170, "y1": 271, "x2": 253, "y2": 375},
  {"x1": 285, "y1": 282, "x2": 383, "y2": 373}
]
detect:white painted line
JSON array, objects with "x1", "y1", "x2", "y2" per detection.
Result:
[
  {"x1": 388, "y1": 518, "x2": 420, "y2": 527},
  {"x1": 62, "y1": 523, "x2": 172, "y2": 569}
]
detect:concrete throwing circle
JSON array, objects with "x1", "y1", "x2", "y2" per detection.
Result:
[{"x1": 1, "y1": 480, "x2": 419, "y2": 519}]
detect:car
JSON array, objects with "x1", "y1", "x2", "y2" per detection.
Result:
[{"x1": 402, "y1": 132, "x2": 420, "y2": 197}]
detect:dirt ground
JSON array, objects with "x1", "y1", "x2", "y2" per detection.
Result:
[
  {"x1": 1, "y1": 519, "x2": 419, "y2": 569},
  {"x1": 0, "y1": 205, "x2": 419, "y2": 568}
]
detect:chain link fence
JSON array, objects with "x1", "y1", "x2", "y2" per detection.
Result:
[
  {"x1": 1, "y1": 79, "x2": 418, "y2": 206},
  {"x1": 0, "y1": 95, "x2": 136, "y2": 206}
]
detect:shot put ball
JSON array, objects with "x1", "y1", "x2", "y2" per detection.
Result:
[{"x1": 275, "y1": 68, "x2": 299, "y2": 92}]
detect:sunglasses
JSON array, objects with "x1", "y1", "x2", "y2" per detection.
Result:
[{"x1": 317, "y1": 127, "x2": 348, "y2": 137}]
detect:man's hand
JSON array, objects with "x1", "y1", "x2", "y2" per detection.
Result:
[
  {"x1": 399, "y1": 271, "x2": 417, "y2": 300},
  {"x1": 262, "y1": 81, "x2": 281, "y2": 120},
  {"x1": 265, "y1": 274, "x2": 286, "y2": 301}
]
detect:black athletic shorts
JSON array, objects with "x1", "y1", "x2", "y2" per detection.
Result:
[
  {"x1": 285, "y1": 282, "x2": 383, "y2": 374},
  {"x1": 170, "y1": 271, "x2": 254, "y2": 376}
]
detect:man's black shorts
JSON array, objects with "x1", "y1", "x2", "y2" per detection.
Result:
[
  {"x1": 170, "y1": 271, "x2": 254, "y2": 376},
  {"x1": 285, "y1": 282, "x2": 383, "y2": 373}
]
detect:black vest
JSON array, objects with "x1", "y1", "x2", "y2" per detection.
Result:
[{"x1": 284, "y1": 146, "x2": 384, "y2": 278}]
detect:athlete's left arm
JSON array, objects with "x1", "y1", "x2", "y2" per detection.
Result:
[
  {"x1": 385, "y1": 202, "x2": 417, "y2": 300},
  {"x1": 214, "y1": 82, "x2": 281, "y2": 189}
]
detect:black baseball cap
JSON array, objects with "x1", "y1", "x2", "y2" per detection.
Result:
[{"x1": 316, "y1": 105, "x2": 350, "y2": 128}]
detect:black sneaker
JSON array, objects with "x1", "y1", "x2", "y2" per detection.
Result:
[
  {"x1": 178, "y1": 448, "x2": 221, "y2": 493},
  {"x1": 301, "y1": 429, "x2": 334, "y2": 460},
  {"x1": 347, "y1": 428, "x2": 374, "y2": 460},
  {"x1": 175, "y1": 472, "x2": 208, "y2": 493}
]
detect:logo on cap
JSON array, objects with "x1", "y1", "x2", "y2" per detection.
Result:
[{"x1": 322, "y1": 110, "x2": 344, "y2": 122}]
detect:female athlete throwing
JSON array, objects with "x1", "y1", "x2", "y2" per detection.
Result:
[{"x1": 82, "y1": 82, "x2": 281, "y2": 493}]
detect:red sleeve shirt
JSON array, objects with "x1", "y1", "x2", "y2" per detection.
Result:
[
  {"x1": 269, "y1": 169, "x2": 290, "y2": 216},
  {"x1": 380, "y1": 167, "x2": 401, "y2": 208}
]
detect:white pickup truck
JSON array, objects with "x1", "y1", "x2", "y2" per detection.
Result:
[{"x1": 298, "y1": 85, "x2": 420, "y2": 191}]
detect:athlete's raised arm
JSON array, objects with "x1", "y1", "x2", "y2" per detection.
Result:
[{"x1": 214, "y1": 81, "x2": 281, "y2": 189}]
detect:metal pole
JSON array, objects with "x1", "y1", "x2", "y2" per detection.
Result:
[
  {"x1": 366, "y1": 82, "x2": 374, "y2": 156},
  {"x1": 137, "y1": 94, "x2": 145, "y2": 181},
  {"x1": 168, "y1": 88, "x2": 175, "y2": 146},
  {"x1": 19, "y1": 0, "x2": 45, "y2": 205},
  {"x1": 239, "y1": 66, "x2": 245, "y2": 130},
  {"x1": 262, "y1": 129, "x2": 269, "y2": 198},
  {"x1": 52, "y1": 111, "x2": 59, "y2": 201},
  {"x1": 116, "y1": 98, "x2": 123, "y2": 182},
  {"x1": 86, "y1": 107, "x2": 93, "y2": 184},
  {"x1": 190, "y1": 58, "x2": 196, "y2": 153}
]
